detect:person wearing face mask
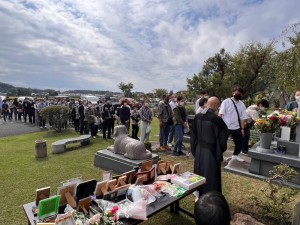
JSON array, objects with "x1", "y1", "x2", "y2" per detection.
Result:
[
  {"x1": 219, "y1": 86, "x2": 247, "y2": 163},
  {"x1": 139, "y1": 100, "x2": 153, "y2": 143},
  {"x1": 102, "y1": 98, "x2": 115, "y2": 139},
  {"x1": 191, "y1": 97, "x2": 229, "y2": 197},
  {"x1": 119, "y1": 99, "x2": 131, "y2": 132},
  {"x1": 173, "y1": 96, "x2": 188, "y2": 156},
  {"x1": 285, "y1": 91, "x2": 300, "y2": 113},
  {"x1": 242, "y1": 99, "x2": 270, "y2": 154},
  {"x1": 195, "y1": 90, "x2": 209, "y2": 114}
]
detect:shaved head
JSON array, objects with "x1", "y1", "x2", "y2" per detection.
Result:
[{"x1": 207, "y1": 97, "x2": 220, "y2": 112}]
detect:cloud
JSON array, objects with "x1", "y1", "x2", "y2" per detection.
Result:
[{"x1": 0, "y1": 0, "x2": 299, "y2": 93}]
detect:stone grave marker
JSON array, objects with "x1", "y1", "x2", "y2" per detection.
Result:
[{"x1": 293, "y1": 201, "x2": 300, "y2": 225}]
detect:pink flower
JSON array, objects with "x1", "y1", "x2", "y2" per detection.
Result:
[
  {"x1": 111, "y1": 205, "x2": 119, "y2": 214},
  {"x1": 114, "y1": 214, "x2": 119, "y2": 221}
]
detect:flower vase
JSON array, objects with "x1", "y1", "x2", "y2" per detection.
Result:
[
  {"x1": 281, "y1": 126, "x2": 291, "y2": 141},
  {"x1": 260, "y1": 133, "x2": 273, "y2": 149}
]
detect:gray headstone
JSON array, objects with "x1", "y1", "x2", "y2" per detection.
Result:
[
  {"x1": 295, "y1": 125, "x2": 300, "y2": 143},
  {"x1": 293, "y1": 202, "x2": 300, "y2": 225}
]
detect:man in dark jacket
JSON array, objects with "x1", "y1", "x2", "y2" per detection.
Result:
[
  {"x1": 119, "y1": 99, "x2": 131, "y2": 132},
  {"x1": 190, "y1": 97, "x2": 229, "y2": 197},
  {"x1": 102, "y1": 98, "x2": 115, "y2": 139}
]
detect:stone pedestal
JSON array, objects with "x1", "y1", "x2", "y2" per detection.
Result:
[
  {"x1": 35, "y1": 140, "x2": 47, "y2": 158},
  {"x1": 94, "y1": 149, "x2": 160, "y2": 174}
]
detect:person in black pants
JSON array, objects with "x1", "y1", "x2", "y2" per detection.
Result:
[
  {"x1": 131, "y1": 106, "x2": 140, "y2": 139},
  {"x1": 219, "y1": 86, "x2": 248, "y2": 163},
  {"x1": 102, "y1": 99, "x2": 115, "y2": 139},
  {"x1": 79, "y1": 100, "x2": 85, "y2": 134}
]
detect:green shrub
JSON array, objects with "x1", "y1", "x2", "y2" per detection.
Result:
[
  {"x1": 185, "y1": 105, "x2": 195, "y2": 115},
  {"x1": 40, "y1": 105, "x2": 71, "y2": 132},
  {"x1": 252, "y1": 164, "x2": 298, "y2": 224}
]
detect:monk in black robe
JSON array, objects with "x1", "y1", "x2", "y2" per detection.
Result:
[{"x1": 190, "y1": 97, "x2": 229, "y2": 196}]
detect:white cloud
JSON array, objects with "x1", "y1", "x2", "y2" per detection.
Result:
[{"x1": 0, "y1": 0, "x2": 299, "y2": 93}]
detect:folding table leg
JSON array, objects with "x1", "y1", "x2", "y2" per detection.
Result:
[
  {"x1": 174, "y1": 200, "x2": 180, "y2": 215},
  {"x1": 170, "y1": 203, "x2": 175, "y2": 213}
]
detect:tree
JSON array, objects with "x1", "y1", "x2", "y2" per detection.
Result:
[
  {"x1": 153, "y1": 88, "x2": 168, "y2": 99},
  {"x1": 118, "y1": 82, "x2": 134, "y2": 97},
  {"x1": 187, "y1": 48, "x2": 232, "y2": 99},
  {"x1": 226, "y1": 42, "x2": 275, "y2": 98}
]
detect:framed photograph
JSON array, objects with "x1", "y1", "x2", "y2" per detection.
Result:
[
  {"x1": 116, "y1": 175, "x2": 127, "y2": 187},
  {"x1": 78, "y1": 196, "x2": 91, "y2": 215},
  {"x1": 135, "y1": 173, "x2": 147, "y2": 185},
  {"x1": 36, "y1": 186, "x2": 51, "y2": 205},
  {"x1": 102, "y1": 171, "x2": 112, "y2": 181},
  {"x1": 106, "y1": 179, "x2": 117, "y2": 191},
  {"x1": 122, "y1": 170, "x2": 135, "y2": 184},
  {"x1": 141, "y1": 160, "x2": 153, "y2": 172},
  {"x1": 115, "y1": 184, "x2": 131, "y2": 197},
  {"x1": 94, "y1": 180, "x2": 108, "y2": 198},
  {"x1": 171, "y1": 163, "x2": 181, "y2": 174},
  {"x1": 38, "y1": 195, "x2": 61, "y2": 220},
  {"x1": 62, "y1": 177, "x2": 82, "y2": 187},
  {"x1": 57, "y1": 184, "x2": 77, "y2": 208},
  {"x1": 103, "y1": 189, "x2": 118, "y2": 202},
  {"x1": 75, "y1": 179, "x2": 97, "y2": 202},
  {"x1": 156, "y1": 161, "x2": 167, "y2": 175},
  {"x1": 166, "y1": 160, "x2": 174, "y2": 173}
]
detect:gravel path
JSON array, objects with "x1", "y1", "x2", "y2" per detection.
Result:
[{"x1": 0, "y1": 119, "x2": 48, "y2": 138}]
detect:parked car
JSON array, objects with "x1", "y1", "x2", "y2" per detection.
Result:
[
  {"x1": 17, "y1": 96, "x2": 33, "y2": 103},
  {"x1": 81, "y1": 95, "x2": 99, "y2": 105}
]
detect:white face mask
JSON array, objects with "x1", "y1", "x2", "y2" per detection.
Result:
[
  {"x1": 260, "y1": 106, "x2": 266, "y2": 111},
  {"x1": 179, "y1": 101, "x2": 185, "y2": 106},
  {"x1": 295, "y1": 96, "x2": 300, "y2": 102},
  {"x1": 144, "y1": 103, "x2": 149, "y2": 107}
]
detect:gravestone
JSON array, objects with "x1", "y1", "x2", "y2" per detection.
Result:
[{"x1": 293, "y1": 202, "x2": 300, "y2": 225}]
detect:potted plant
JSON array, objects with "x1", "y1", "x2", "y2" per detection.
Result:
[
  {"x1": 279, "y1": 110, "x2": 300, "y2": 141},
  {"x1": 254, "y1": 113, "x2": 281, "y2": 149}
]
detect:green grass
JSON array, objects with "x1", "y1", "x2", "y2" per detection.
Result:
[{"x1": 0, "y1": 119, "x2": 300, "y2": 225}]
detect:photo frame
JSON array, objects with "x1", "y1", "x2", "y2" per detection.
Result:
[
  {"x1": 116, "y1": 175, "x2": 127, "y2": 187},
  {"x1": 75, "y1": 179, "x2": 97, "y2": 202},
  {"x1": 115, "y1": 184, "x2": 131, "y2": 197},
  {"x1": 156, "y1": 161, "x2": 167, "y2": 175},
  {"x1": 102, "y1": 171, "x2": 112, "y2": 181},
  {"x1": 103, "y1": 189, "x2": 118, "y2": 202},
  {"x1": 141, "y1": 160, "x2": 153, "y2": 172},
  {"x1": 135, "y1": 174, "x2": 147, "y2": 185},
  {"x1": 62, "y1": 177, "x2": 82, "y2": 187},
  {"x1": 36, "y1": 186, "x2": 51, "y2": 206},
  {"x1": 171, "y1": 163, "x2": 181, "y2": 174},
  {"x1": 122, "y1": 170, "x2": 135, "y2": 184},
  {"x1": 166, "y1": 160, "x2": 174, "y2": 173},
  {"x1": 78, "y1": 196, "x2": 91, "y2": 215},
  {"x1": 57, "y1": 184, "x2": 77, "y2": 208},
  {"x1": 94, "y1": 180, "x2": 108, "y2": 199},
  {"x1": 38, "y1": 195, "x2": 61, "y2": 220},
  {"x1": 106, "y1": 179, "x2": 117, "y2": 191}
]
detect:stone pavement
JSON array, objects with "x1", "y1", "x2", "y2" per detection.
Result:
[{"x1": 0, "y1": 119, "x2": 48, "y2": 138}]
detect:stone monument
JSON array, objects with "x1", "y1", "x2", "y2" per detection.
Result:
[{"x1": 94, "y1": 125, "x2": 159, "y2": 174}]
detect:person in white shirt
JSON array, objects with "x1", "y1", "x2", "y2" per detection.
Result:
[
  {"x1": 195, "y1": 90, "x2": 209, "y2": 113},
  {"x1": 242, "y1": 99, "x2": 269, "y2": 154},
  {"x1": 219, "y1": 86, "x2": 247, "y2": 162}
]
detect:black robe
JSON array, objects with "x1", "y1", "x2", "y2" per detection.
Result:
[{"x1": 190, "y1": 109, "x2": 229, "y2": 195}]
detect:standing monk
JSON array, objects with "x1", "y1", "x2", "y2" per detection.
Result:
[{"x1": 190, "y1": 97, "x2": 229, "y2": 196}]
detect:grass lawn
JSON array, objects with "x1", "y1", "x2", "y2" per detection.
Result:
[{"x1": 0, "y1": 119, "x2": 300, "y2": 225}]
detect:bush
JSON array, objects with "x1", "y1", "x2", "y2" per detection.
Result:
[
  {"x1": 185, "y1": 105, "x2": 195, "y2": 115},
  {"x1": 252, "y1": 164, "x2": 298, "y2": 224},
  {"x1": 40, "y1": 105, "x2": 71, "y2": 132}
]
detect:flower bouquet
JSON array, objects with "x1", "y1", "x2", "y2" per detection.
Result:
[
  {"x1": 254, "y1": 113, "x2": 281, "y2": 133},
  {"x1": 279, "y1": 110, "x2": 300, "y2": 128}
]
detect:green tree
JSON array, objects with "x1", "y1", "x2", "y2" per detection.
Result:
[
  {"x1": 226, "y1": 42, "x2": 275, "y2": 98},
  {"x1": 118, "y1": 82, "x2": 134, "y2": 97},
  {"x1": 187, "y1": 48, "x2": 232, "y2": 99},
  {"x1": 153, "y1": 88, "x2": 168, "y2": 99}
]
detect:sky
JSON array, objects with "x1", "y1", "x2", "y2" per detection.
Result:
[{"x1": 0, "y1": 0, "x2": 299, "y2": 93}]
